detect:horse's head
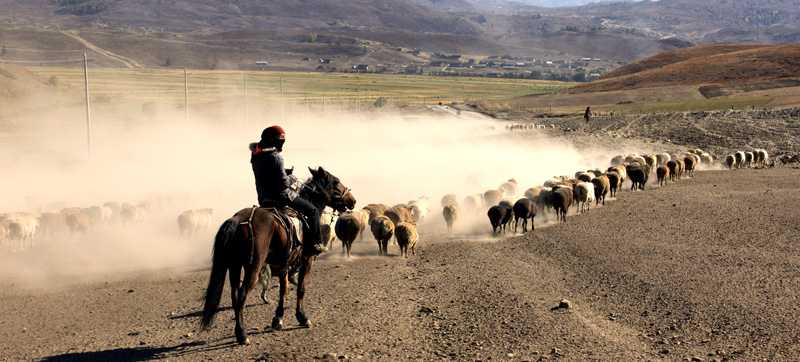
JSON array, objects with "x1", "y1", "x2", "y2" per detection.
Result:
[{"x1": 307, "y1": 167, "x2": 356, "y2": 213}]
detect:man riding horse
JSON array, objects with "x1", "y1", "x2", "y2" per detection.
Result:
[{"x1": 250, "y1": 125, "x2": 328, "y2": 254}]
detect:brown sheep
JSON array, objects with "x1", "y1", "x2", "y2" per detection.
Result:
[
  {"x1": 499, "y1": 179, "x2": 518, "y2": 197},
  {"x1": 657, "y1": 165, "x2": 670, "y2": 186},
  {"x1": 362, "y1": 203, "x2": 390, "y2": 228},
  {"x1": 605, "y1": 171, "x2": 621, "y2": 198},
  {"x1": 177, "y1": 208, "x2": 214, "y2": 240},
  {"x1": 683, "y1": 156, "x2": 697, "y2": 178},
  {"x1": 590, "y1": 175, "x2": 610, "y2": 205},
  {"x1": 666, "y1": 160, "x2": 679, "y2": 182},
  {"x1": 440, "y1": 194, "x2": 459, "y2": 208},
  {"x1": 383, "y1": 205, "x2": 414, "y2": 229},
  {"x1": 65, "y1": 211, "x2": 93, "y2": 240},
  {"x1": 38, "y1": 211, "x2": 67, "y2": 240},
  {"x1": 442, "y1": 204, "x2": 458, "y2": 232},
  {"x1": 395, "y1": 221, "x2": 419, "y2": 258},
  {"x1": 483, "y1": 189, "x2": 504, "y2": 208},
  {"x1": 335, "y1": 213, "x2": 362, "y2": 259},
  {"x1": 551, "y1": 187, "x2": 573, "y2": 222},
  {"x1": 370, "y1": 215, "x2": 394, "y2": 256},
  {"x1": 512, "y1": 198, "x2": 536, "y2": 232}
]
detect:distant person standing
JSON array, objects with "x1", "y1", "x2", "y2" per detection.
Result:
[{"x1": 584, "y1": 106, "x2": 591, "y2": 123}]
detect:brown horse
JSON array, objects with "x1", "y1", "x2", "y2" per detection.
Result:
[{"x1": 200, "y1": 167, "x2": 356, "y2": 345}]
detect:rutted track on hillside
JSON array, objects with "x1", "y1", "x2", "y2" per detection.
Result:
[{"x1": 60, "y1": 30, "x2": 144, "y2": 69}]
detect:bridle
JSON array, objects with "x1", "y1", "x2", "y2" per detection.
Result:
[{"x1": 300, "y1": 173, "x2": 352, "y2": 212}]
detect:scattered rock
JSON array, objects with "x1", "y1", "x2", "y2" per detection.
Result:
[{"x1": 558, "y1": 299, "x2": 572, "y2": 309}]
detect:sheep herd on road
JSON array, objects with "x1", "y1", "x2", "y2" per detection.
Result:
[{"x1": 0, "y1": 146, "x2": 772, "y2": 258}]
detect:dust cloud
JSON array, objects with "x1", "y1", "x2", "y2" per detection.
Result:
[{"x1": 0, "y1": 98, "x2": 643, "y2": 287}]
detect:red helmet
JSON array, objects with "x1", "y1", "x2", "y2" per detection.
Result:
[{"x1": 261, "y1": 125, "x2": 285, "y2": 141}]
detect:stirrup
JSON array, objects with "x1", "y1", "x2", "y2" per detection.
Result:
[{"x1": 312, "y1": 244, "x2": 328, "y2": 254}]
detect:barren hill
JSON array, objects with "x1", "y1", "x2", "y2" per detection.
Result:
[{"x1": 565, "y1": 42, "x2": 800, "y2": 94}]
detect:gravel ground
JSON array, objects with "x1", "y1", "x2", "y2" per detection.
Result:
[{"x1": 3, "y1": 107, "x2": 800, "y2": 361}]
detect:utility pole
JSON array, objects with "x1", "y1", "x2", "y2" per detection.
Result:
[
  {"x1": 243, "y1": 74, "x2": 248, "y2": 130},
  {"x1": 184, "y1": 68, "x2": 189, "y2": 124},
  {"x1": 83, "y1": 53, "x2": 92, "y2": 159},
  {"x1": 280, "y1": 77, "x2": 284, "y2": 124}
]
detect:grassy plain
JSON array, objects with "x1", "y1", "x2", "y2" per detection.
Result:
[{"x1": 30, "y1": 67, "x2": 569, "y2": 108}]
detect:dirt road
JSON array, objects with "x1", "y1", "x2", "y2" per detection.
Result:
[{"x1": 2, "y1": 164, "x2": 800, "y2": 362}]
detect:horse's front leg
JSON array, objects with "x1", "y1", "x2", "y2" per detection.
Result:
[
  {"x1": 272, "y1": 272, "x2": 288, "y2": 331},
  {"x1": 295, "y1": 257, "x2": 315, "y2": 328}
]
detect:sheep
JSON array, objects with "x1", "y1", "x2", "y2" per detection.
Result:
[
  {"x1": 725, "y1": 155, "x2": 735, "y2": 169},
  {"x1": 734, "y1": 151, "x2": 745, "y2": 169},
  {"x1": 370, "y1": 215, "x2": 395, "y2": 256},
  {"x1": 440, "y1": 194, "x2": 459, "y2": 208},
  {"x1": 362, "y1": 203, "x2": 390, "y2": 227},
  {"x1": 610, "y1": 155, "x2": 624, "y2": 165},
  {"x1": 442, "y1": 204, "x2": 458, "y2": 232},
  {"x1": 745, "y1": 152, "x2": 754, "y2": 168},
  {"x1": 335, "y1": 213, "x2": 362, "y2": 259},
  {"x1": 120, "y1": 203, "x2": 147, "y2": 226},
  {"x1": 512, "y1": 198, "x2": 536, "y2": 233},
  {"x1": 657, "y1": 165, "x2": 670, "y2": 186},
  {"x1": 487, "y1": 204, "x2": 512, "y2": 236},
  {"x1": 524, "y1": 186, "x2": 543, "y2": 201},
  {"x1": 676, "y1": 159, "x2": 685, "y2": 179},
  {"x1": 177, "y1": 208, "x2": 214, "y2": 240},
  {"x1": 103, "y1": 201, "x2": 121, "y2": 224},
  {"x1": 755, "y1": 149, "x2": 769, "y2": 167},
  {"x1": 395, "y1": 221, "x2": 418, "y2": 258},
  {"x1": 407, "y1": 196, "x2": 430, "y2": 223},
  {"x1": 60, "y1": 207, "x2": 82, "y2": 216},
  {"x1": 543, "y1": 178, "x2": 562, "y2": 188},
  {"x1": 499, "y1": 179, "x2": 518, "y2": 197},
  {"x1": 590, "y1": 175, "x2": 610, "y2": 205},
  {"x1": 608, "y1": 165, "x2": 627, "y2": 186},
  {"x1": 666, "y1": 160, "x2": 679, "y2": 181},
  {"x1": 350, "y1": 209, "x2": 370, "y2": 241},
  {"x1": 626, "y1": 163, "x2": 651, "y2": 190},
  {"x1": 0, "y1": 223, "x2": 8, "y2": 252},
  {"x1": 535, "y1": 187, "x2": 554, "y2": 215},
  {"x1": 683, "y1": 156, "x2": 697, "y2": 178},
  {"x1": 551, "y1": 186, "x2": 573, "y2": 222},
  {"x1": 38, "y1": 211, "x2": 67, "y2": 240},
  {"x1": 320, "y1": 210, "x2": 339, "y2": 248},
  {"x1": 383, "y1": 205, "x2": 414, "y2": 228},
  {"x1": 656, "y1": 153, "x2": 671, "y2": 167},
  {"x1": 643, "y1": 154, "x2": 658, "y2": 171},
  {"x1": 499, "y1": 195, "x2": 520, "y2": 209},
  {"x1": 462, "y1": 194, "x2": 484, "y2": 215},
  {"x1": 1, "y1": 215, "x2": 39, "y2": 251},
  {"x1": 483, "y1": 189, "x2": 505, "y2": 208},
  {"x1": 576, "y1": 172, "x2": 595, "y2": 183},
  {"x1": 700, "y1": 153, "x2": 714, "y2": 166},
  {"x1": 65, "y1": 211, "x2": 93, "y2": 241},
  {"x1": 573, "y1": 182, "x2": 595, "y2": 213},
  {"x1": 605, "y1": 171, "x2": 621, "y2": 198}
]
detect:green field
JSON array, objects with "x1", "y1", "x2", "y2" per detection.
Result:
[{"x1": 31, "y1": 67, "x2": 570, "y2": 107}]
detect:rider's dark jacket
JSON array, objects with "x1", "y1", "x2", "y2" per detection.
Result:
[{"x1": 250, "y1": 143, "x2": 298, "y2": 205}]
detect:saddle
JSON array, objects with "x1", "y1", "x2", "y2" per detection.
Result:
[{"x1": 245, "y1": 203, "x2": 309, "y2": 276}]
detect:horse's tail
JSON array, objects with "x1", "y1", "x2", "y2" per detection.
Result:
[{"x1": 200, "y1": 216, "x2": 240, "y2": 331}]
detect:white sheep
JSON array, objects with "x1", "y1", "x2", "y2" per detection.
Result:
[
  {"x1": 1, "y1": 215, "x2": 39, "y2": 251},
  {"x1": 407, "y1": 196, "x2": 430, "y2": 223},
  {"x1": 440, "y1": 194, "x2": 459, "y2": 208},
  {"x1": 177, "y1": 208, "x2": 214, "y2": 240},
  {"x1": 499, "y1": 179, "x2": 518, "y2": 197},
  {"x1": 462, "y1": 194, "x2": 484, "y2": 215},
  {"x1": 656, "y1": 153, "x2": 671, "y2": 167},
  {"x1": 573, "y1": 182, "x2": 595, "y2": 213}
]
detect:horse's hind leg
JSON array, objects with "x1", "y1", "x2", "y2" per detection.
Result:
[
  {"x1": 295, "y1": 257, "x2": 315, "y2": 328},
  {"x1": 272, "y1": 272, "x2": 288, "y2": 331},
  {"x1": 228, "y1": 267, "x2": 250, "y2": 345}
]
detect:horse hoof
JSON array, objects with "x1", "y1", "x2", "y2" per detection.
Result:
[
  {"x1": 272, "y1": 318, "x2": 283, "y2": 331},
  {"x1": 242, "y1": 337, "x2": 251, "y2": 345},
  {"x1": 299, "y1": 319, "x2": 312, "y2": 328}
]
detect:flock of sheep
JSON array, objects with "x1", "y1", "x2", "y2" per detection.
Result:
[
  {"x1": 0, "y1": 201, "x2": 214, "y2": 254},
  {"x1": 323, "y1": 146, "x2": 770, "y2": 258},
  {"x1": 0, "y1": 146, "x2": 771, "y2": 259}
]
